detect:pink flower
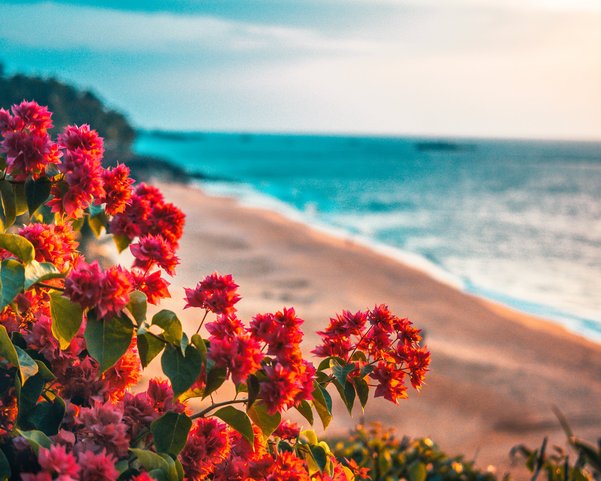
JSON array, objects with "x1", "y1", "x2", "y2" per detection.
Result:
[
  {"x1": 77, "y1": 449, "x2": 119, "y2": 481},
  {"x1": 130, "y1": 269, "x2": 171, "y2": 304},
  {"x1": 96, "y1": 265, "x2": 132, "y2": 319},
  {"x1": 274, "y1": 420, "x2": 301, "y2": 440},
  {"x1": 1, "y1": 128, "x2": 60, "y2": 181},
  {"x1": 38, "y1": 445, "x2": 79, "y2": 479},
  {"x1": 58, "y1": 124, "x2": 104, "y2": 160},
  {"x1": 184, "y1": 273, "x2": 240, "y2": 315},
  {"x1": 64, "y1": 260, "x2": 104, "y2": 311},
  {"x1": 146, "y1": 378, "x2": 186, "y2": 414},
  {"x1": 11, "y1": 101, "x2": 53, "y2": 132},
  {"x1": 147, "y1": 202, "x2": 185, "y2": 247},
  {"x1": 130, "y1": 234, "x2": 179, "y2": 275},
  {"x1": 208, "y1": 332, "x2": 263, "y2": 384},
  {"x1": 75, "y1": 401, "x2": 129, "y2": 458}
]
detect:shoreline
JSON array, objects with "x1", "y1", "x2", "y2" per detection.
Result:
[
  {"x1": 142, "y1": 180, "x2": 601, "y2": 475},
  {"x1": 197, "y1": 179, "x2": 600, "y2": 343}
]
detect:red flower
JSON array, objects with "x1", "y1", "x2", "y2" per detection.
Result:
[
  {"x1": 1, "y1": 130, "x2": 60, "y2": 181},
  {"x1": 101, "y1": 164, "x2": 134, "y2": 215},
  {"x1": 130, "y1": 234, "x2": 179, "y2": 275},
  {"x1": 370, "y1": 362, "x2": 408, "y2": 404},
  {"x1": 101, "y1": 340, "x2": 141, "y2": 402},
  {"x1": 130, "y1": 269, "x2": 171, "y2": 304},
  {"x1": 274, "y1": 420, "x2": 301, "y2": 440},
  {"x1": 146, "y1": 378, "x2": 186, "y2": 414},
  {"x1": 266, "y1": 452, "x2": 310, "y2": 481},
  {"x1": 77, "y1": 449, "x2": 119, "y2": 481},
  {"x1": 19, "y1": 223, "x2": 78, "y2": 270},
  {"x1": 208, "y1": 332, "x2": 263, "y2": 384},
  {"x1": 179, "y1": 418, "x2": 231, "y2": 481},
  {"x1": 97, "y1": 265, "x2": 132, "y2": 319},
  {"x1": 184, "y1": 273, "x2": 240, "y2": 315}
]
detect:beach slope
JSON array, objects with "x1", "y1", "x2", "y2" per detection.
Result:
[{"x1": 150, "y1": 182, "x2": 601, "y2": 472}]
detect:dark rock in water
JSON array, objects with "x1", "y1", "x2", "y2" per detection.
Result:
[{"x1": 414, "y1": 140, "x2": 475, "y2": 152}]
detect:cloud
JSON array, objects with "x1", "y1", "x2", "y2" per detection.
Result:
[{"x1": 0, "y1": 2, "x2": 377, "y2": 55}]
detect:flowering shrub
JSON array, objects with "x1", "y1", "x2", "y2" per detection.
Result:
[{"x1": 0, "y1": 101, "x2": 430, "y2": 481}]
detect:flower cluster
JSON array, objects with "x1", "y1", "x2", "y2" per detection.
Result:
[
  {"x1": 0, "y1": 101, "x2": 60, "y2": 181},
  {"x1": 313, "y1": 305, "x2": 431, "y2": 403},
  {"x1": 0, "y1": 102, "x2": 430, "y2": 481}
]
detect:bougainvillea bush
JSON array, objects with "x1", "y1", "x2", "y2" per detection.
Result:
[{"x1": 0, "y1": 101, "x2": 431, "y2": 481}]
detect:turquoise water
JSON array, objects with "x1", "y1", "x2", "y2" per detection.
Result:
[{"x1": 134, "y1": 132, "x2": 601, "y2": 340}]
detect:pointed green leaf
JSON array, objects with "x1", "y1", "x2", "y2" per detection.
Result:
[
  {"x1": 84, "y1": 313, "x2": 133, "y2": 373},
  {"x1": 215, "y1": 406, "x2": 254, "y2": 445},
  {"x1": 247, "y1": 400, "x2": 280, "y2": 438},
  {"x1": 29, "y1": 396, "x2": 65, "y2": 435},
  {"x1": 88, "y1": 211, "x2": 108, "y2": 238},
  {"x1": 130, "y1": 448, "x2": 172, "y2": 475},
  {"x1": 150, "y1": 412, "x2": 192, "y2": 456},
  {"x1": 190, "y1": 334, "x2": 207, "y2": 362},
  {"x1": 0, "y1": 325, "x2": 19, "y2": 368},
  {"x1": 113, "y1": 234, "x2": 131, "y2": 253},
  {"x1": 0, "y1": 234, "x2": 34, "y2": 264},
  {"x1": 331, "y1": 362, "x2": 355, "y2": 386},
  {"x1": 50, "y1": 292, "x2": 84, "y2": 350},
  {"x1": 13, "y1": 183, "x2": 28, "y2": 216},
  {"x1": 24, "y1": 261, "x2": 63, "y2": 290},
  {"x1": 152, "y1": 310, "x2": 183, "y2": 345},
  {"x1": 312, "y1": 383, "x2": 332, "y2": 429},
  {"x1": 203, "y1": 365, "x2": 227, "y2": 399},
  {"x1": 0, "y1": 180, "x2": 16, "y2": 228},
  {"x1": 14, "y1": 346, "x2": 38, "y2": 383},
  {"x1": 16, "y1": 429, "x2": 51, "y2": 453},
  {"x1": 0, "y1": 259, "x2": 24, "y2": 309},
  {"x1": 25, "y1": 178, "x2": 51, "y2": 216},
  {"x1": 295, "y1": 400, "x2": 314, "y2": 425},
  {"x1": 127, "y1": 290, "x2": 147, "y2": 324},
  {"x1": 138, "y1": 332, "x2": 165, "y2": 368},
  {"x1": 161, "y1": 344, "x2": 202, "y2": 397},
  {"x1": 309, "y1": 445, "x2": 328, "y2": 473},
  {"x1": 333, "y1": 378, "x2": 355, "y2": 415},
  {"x1": 354, "y1": 377, "x2": 369, "y2": 410}
]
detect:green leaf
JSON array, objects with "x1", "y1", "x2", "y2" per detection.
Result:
[
  {"x1": 130, "y1": 448, "x2": 172, "y2": 477},
  {"x1": 354, "y1": 377, "x2": 369, "y2": 410},
  {"x1": 203, "y1": 365, "x2": 227, "y2": 399},
  {"x1": 24, "y1": 261, "x2": 63, "y2": 290},
  {"x1": 113, "y1": 234, "x2": 131, "y2": 253},
  {"x1": 214, "y1": 406, "x2": 254, "y2": 445},
  {"x1": 152, "y1": 310, "x2": 183, "y2": 345},
  {"x1": 16, "y1": 429, "x2": 51, "y2": 453},
  {"x1": 190, "y1": 334, "x2": 207, "y2": 362},
  {"x1": 246, "y1": 374, "x2": 260, "y2": 409},
  {"x1": 309, "y1": 445, "x2": 328, "y2": 473},
  {"x1": 0, "y1": 180, "x2": 16, "y2": 228},
  {"x1": 150, "y1": 412, "x2": 192, "y2": 456},
  {"x1": 14, "y1": 346, "x2": 38, "y2": 383},
  {"x1": 161, "y1": 344, "x2": 202, "y2": 397},
  {"x1": 84, "y1": 313, "x2": 133, "y2": 373},
  {"x1": 333, "y1": 378, "x2": 355, "y2": 415},
  {"x1": 25, "y1": 178, "x2": 51, "y2": 216},
  {"x1": 13, "y1": 183, "x2": 28, "y2": 216},
  {"x1": 0, "y1": 234, "x2": 35, "y2": 264},
  {"x1": 88, "y1": 211, "x2": 108, "y2": 238},
  {"x1": 29, "y1": 396, "x2": 65, "y2": 435},
  {"x1": 409, "y1": 461, "x2": 427, "y2": 481},
  {"x1": 0, "y1": 259, "x2": 25, "y2": 309},
  {"x1": 50, "y1": 292, "x2": 83, "y2": 350},
  {"x1": 247, "y1": 400, "x2": 280, "y2": 438},
  {"x1": 127, "y1": 290, "x2": 147, "y2": 324},
  {"x1": 312, "y1": 383, "x2": 333, "y2": 429},
  {"x1": 295, "y1": 400, "x2": 314, "y2": 425},
  {"x1": 331, "y1": 361, "x2": 355, "y2": 386},
  {"x1": 0, "y1": 324, "x2": 19, "y2": 368},
  {"x1": 0, "y1": 448, "x2": 10, "y2": 481},
  {"x1": 137, "y1": 332, "x2": 165, "y2": 368}
]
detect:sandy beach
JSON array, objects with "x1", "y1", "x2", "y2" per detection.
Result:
[{"x1": 139, "y1": 181, "x2": 601, "y2": 474}]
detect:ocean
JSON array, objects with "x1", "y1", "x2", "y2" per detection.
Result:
[{"x1": 134, "y1": 132, "x2": 601, "y2": 341}]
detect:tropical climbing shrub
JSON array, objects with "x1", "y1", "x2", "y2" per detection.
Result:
[{"x1": 0, "y1": 101, "x2": 431, "y2": 481}]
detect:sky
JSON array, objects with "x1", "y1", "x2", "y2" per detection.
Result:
[{"x1": 1, "y1": 0, "x2": 601, "y2": 139}]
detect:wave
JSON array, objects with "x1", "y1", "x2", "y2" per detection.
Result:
[{"x1": 195, "y1": 179, "x2": 601, "y2": 342}]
